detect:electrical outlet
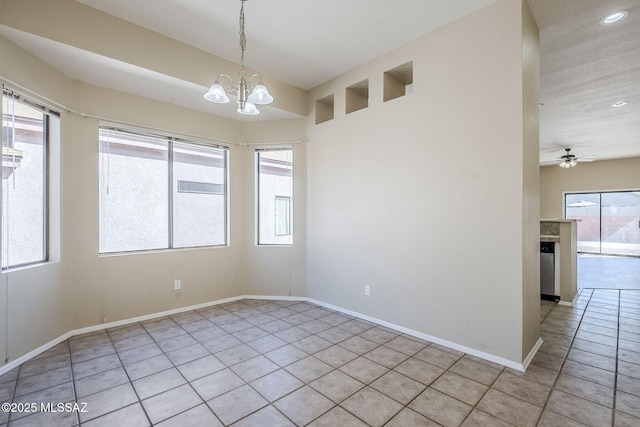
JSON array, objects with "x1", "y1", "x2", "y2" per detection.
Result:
[
  {"x1": 365, "y1": 285, "x2": 371, "y2": 296},
  {"x1": 174, "y1": 279, "x2": 181, "y2": 290}
]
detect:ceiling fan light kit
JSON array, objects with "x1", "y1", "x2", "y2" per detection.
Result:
[
  {"x1": 559, "y1": 159, "x2": 578, "y2": 169},
  {"x1": 203, "y1": 0, "x2": 273, "y2": 116},
  {"x1": 556, "y1": 148, "x2": 596, "y2": 169}
]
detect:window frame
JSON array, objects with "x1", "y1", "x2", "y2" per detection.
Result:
[
  {"x1": 98, "y1": 125, "x2": 229, "y2": 254},
  {"x1": 255, "y1": 147, "x2": 294, "y2": 246},
  {"x1": 564, "y1": 189, "x2": 640, "y2": 256},
  {"x1": 1, "y1": 89, "x2": 53, "y2": 270},
  {"x1": 274, "y1": 195, "x2": 292, "y2": 237}
]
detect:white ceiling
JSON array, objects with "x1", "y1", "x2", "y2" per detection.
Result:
[
  {"x1": 1, "y1": 0, "x2": 638, "y2": 163},
  {"x1": 528, "y1": 0, "x2": 640, "y2": 164},
  {"x1": 74, "y1": 0, "x2": 498, "y2": 91}
]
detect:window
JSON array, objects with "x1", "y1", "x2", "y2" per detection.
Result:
[
  {"x1": 565, "y1": 191, "x2": 640, "y2": 256},
  {"x1": 256, "y1": 149, "x2": 293, "y2": 245},
  {"x1": 1, "y1": 90, "x2": 52, "y2": 269},
  {"x1": 99, "y1": 127, "x2": 227, "y2": 253}
]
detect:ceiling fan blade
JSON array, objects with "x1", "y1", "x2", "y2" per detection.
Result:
[{"x1": 576, "y1": 156, "x2": 596, "y2": 162}]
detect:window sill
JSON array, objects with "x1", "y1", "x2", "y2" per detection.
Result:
[
  {"x1": 2, "y1": 260, "x2": 60, "y2": 274},
  {"x1": 98, "y1": 244, "x2": 230, "y2": 258}
]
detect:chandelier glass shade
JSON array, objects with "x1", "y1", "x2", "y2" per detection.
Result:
[{"x1": 203, "y1": 0, "x2": 273, "y2": 115}]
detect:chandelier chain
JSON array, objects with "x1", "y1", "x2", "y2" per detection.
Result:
[
  {"x1": 203, "y1": 0, "x2": 272, "y2": 114},
  {"x1": 239, "y1": 0, "x2": 246, "y2": 68}
]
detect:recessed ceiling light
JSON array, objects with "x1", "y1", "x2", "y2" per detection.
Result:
[
  {"x1": 611, "y1": 101, "x2": 628, "y2": 107},
  {"x1": 600, "y1": 11, "x2": 628, "y2": 25}
]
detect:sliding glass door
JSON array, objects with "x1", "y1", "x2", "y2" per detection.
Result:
[{"x1": 565, "y1": 191, "x2": 640, "y2": 256}]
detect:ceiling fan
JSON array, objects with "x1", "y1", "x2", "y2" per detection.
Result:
[{"x1": 545, "y1": 148, "x2": 597, "y2": 169}]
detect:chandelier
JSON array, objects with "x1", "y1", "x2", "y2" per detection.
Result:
[{"x1": 203, "y1": 0, "x2": 273, "y2": 115}]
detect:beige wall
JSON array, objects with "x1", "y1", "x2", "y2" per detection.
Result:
[
  {"x1": 239, "y1": 121, "x2": 308, "y2": 298},
  {"x1": 0, "y1": 35, "x2": 74, "y2": 361},
  {"x1": 540, "y1": 157, "x2": 640, "y2": 218},
  {"x1": 0, "y1": 34, "x2": 306, "y2": 363},
  {"x1": 305, "y1": 0, "x2": 539, "y2": 364},
  {"x1": 521, "y1": 0, "x2": 541, "y2": 361},
  {"x1": 1, "y1": 0, "x2": 540, "y2": 368}
]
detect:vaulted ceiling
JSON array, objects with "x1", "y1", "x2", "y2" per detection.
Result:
[{"x1": 1, "y1": 0, "x2": 638, "y2": 163}]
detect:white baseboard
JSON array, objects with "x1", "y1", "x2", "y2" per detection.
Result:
[
  {"x1": 0, "y1": 295, "x2": 244, "y2": 377},
  {"x1": 71, "y1": 295, "x2": 246, "y2": 337},
  {"x1": 306, "y1": 298, "x2": 529, "y2": 372},
  {"x1": 0, "y1": 332, "x2": 74, "y2": 377},
  {"x1": 0, "y1": 294, "x2": 530, "y2": 376},
  {"x1": 243, "y1": 295, "x2": 305, "y2": 302},
  {"x1": 521, "y1": 337, "x2": 543, "y2": 372},
  {"x1": 558, "y1": 292, "x2": 579, "y2": 307}
]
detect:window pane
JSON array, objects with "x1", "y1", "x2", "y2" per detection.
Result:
[
  {"x1": 173, "y1": 142, "x2": 226, "y2": 247},
  {"x1": 257, "y1": 149, "x2": 293, "y2": 245},
  {"x1": 601, "y1": 192, "x2": 640, "y2": 256},
  {"x1": 565, "y1": 193, "x2": 600, "y2": 253},
  {"x1": 99, "y1": 129, "x2": 169, "y2": 253},
  {"x1": 275, "y1": 196, "x2": 291, "y2": 236},
  {"x1": 566, "y1": 191, "x2": 640, "y2": 256},
  {"x1": 2, "y1": 94, "x2": 47, "y2": 268}
]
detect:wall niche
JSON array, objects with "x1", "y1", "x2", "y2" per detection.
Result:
[
  {"x1": 383, "y1": 61, "x2": 413, "y2": 102},
  {"x1": 345, "y1": 79, "x2": 369, "y2": 114},
  {"x1": 315, "y1": 94, "x2": 334, "y2": 124}
]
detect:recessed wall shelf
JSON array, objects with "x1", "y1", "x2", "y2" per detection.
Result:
[
  {"x1": 315, "y1": 94, "x2": 334, "y2": 124},
  {"x1": 345, "y1": 79, "x2": 369, "y2": 114},
  {"x1": 383, "y1": 61, "x2": 413, "y2": 102}
]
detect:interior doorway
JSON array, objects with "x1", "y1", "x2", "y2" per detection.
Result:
[{"x1": 565, "y1": 191, "x2": 640, "y2": 257}]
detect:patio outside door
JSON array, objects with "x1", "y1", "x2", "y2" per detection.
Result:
[{"x1": 565, "y1": 191, "x2": 640, "y2": 256}]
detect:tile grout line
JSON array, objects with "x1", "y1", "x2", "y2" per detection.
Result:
[
  {"x1": 68, "y1": 338, "x2": 81, "y2": 427},
  {"x1": 188, "y1": 301, "x2": 354, "y2": 426},
  {"x1": 5, "y1": 295, "x2": 639, "y2": 426},
  {"x1": 161, "y1": 305, "x2": 265, "y2": 426},
  {"x1": 610, "y1": 289, "x2": 621, "y2": 427},
  {"x1": 3, "y1": 304, "x2": 509, "y2": 426},
  {"x1": 104, "y1": 322, "x2": 156, "y2": 427},
  {"x1": 232, "y1": 304, "x2": 339, "y2": 426},
  {"x1": 225, "y1": 303, "x2": 375, "y2": 426},
  {"x1": 537, "y1": 288, "x2": 591, "y2": 425},
  {"x1": 7, "y1": 350, "x2": 22, "y2": 425}
]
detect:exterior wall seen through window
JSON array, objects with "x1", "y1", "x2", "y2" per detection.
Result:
[
  {"x1": 98, "y1": 128, "x2": 227, "y2": 253},
  {"x1": 257, "y1": 149, "x2": 293, "y2": 245},
  {"x1": 1, "y1": 91, "x2": 49, "y2": 269}
]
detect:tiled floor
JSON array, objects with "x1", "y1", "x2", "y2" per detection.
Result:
[{"x1": 0, "y1": 292, "x2": 639, "y2": 426}]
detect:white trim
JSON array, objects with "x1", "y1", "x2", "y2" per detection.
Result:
[
  {"x1": 521, "y1": 338, "x2": 544, "y2": 372},
  {"x1": 243, "y1": 295, "x2": 304, "y2": 302},
  {"x1": 72, "y1": 296, "x2": 245, "y2": 337},
  {"x1": 99, "y1": 120, "x2": 235, "y2": 149},
  {"x1": 0, "y1": 294, "x2": 531, "y2": 376},
  {"x1": 252, "y1": 143, "x2": 296, "y2": 149},
  {"x1": 0, "y1": 332, "x2": 73, "y2": 376},
  {"x1": 0, "y1": 295, "x2": 242, "y2": 376},
  {"x1": 306, "y1": 298, "x2": 528, "y2": 372},
  {"x1": 558, "y1": 292, "x2": 579, "y2": 307}
]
